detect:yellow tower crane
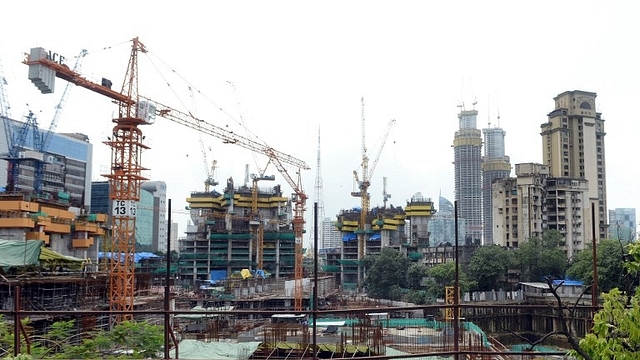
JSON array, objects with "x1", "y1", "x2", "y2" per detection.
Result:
[{"x1": 351, "y1": 97, "x2": 396, "y2": 287}]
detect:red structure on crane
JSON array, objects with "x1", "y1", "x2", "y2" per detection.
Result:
[{"x1": 24, "y1": 37, "x2": 309, "y2": 318}]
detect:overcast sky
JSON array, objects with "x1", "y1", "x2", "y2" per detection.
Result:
[{"x1": 1, "y1": 1, "x2": 638, "y2": 240}]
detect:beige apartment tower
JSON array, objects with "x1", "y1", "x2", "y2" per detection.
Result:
[
  {"x1": 492, "y1": 163, "x2": 549, "y2": 248},
  {"x1": 493, "y1": 163, "x2": 594, "y2": 258},
  {"x1": 540, "y1": 90, "x2": 607, "y2": 240}
]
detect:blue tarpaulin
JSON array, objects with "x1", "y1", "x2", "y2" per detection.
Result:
[
  {"x1": 98, "y1": 252, "x2": 161, "y2": 263},
  {"x1": 209, "y1": 270, "x2": 228, "y2": 283},
  {"x1": 369, "y1": 234, "x2": 381, "y2": 241},
  {"x1": 342, "y1": 233, "x2": 357, "y2": 242},
  {"x1": 552, "y1": 279, "x2": 583, "y2": 286}
]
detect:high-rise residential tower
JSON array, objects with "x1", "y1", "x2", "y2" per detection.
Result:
[
  {"x1": 453, "y1": 107, "x2": 483, "y2": 244},
  {"x1": 540, "y1": 90, "x2": 608, "y2": 240},
  {"x1": 482, "y1": 124, "x2": 511, "y2": 245},
  {"x1": 492, "y1": 163, "x2": 550, "y2": 248}
]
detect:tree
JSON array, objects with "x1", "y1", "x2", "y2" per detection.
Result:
[
  {"x1": 423, "y1": 262, "x2": 472, "y2": 299},
  {"x1": 363, "y1": 247, "x2": 411, "y2": 299},
  {"x1": 569, "y1": 242, "x2": 640, "y2": 360},
  {"x1": 0, "y1": 319, "x2": 163, "y2": 359},
  {"x1": 406, "y1": 263, "x2": 429, "y2": 290},
  {"x1": 514, "y1": 230, "x2": 567, "y2": 281},
  {"x1": 467, "y1": 245, "x2": 514, "y2": 291},
  {"x1": 567, "y1": 239, "x2": 634, "y2": 293}
]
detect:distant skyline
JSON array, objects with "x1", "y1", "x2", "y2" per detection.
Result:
[{"x1": 0, "y1": 1, "x2": 637, "y2": 240}]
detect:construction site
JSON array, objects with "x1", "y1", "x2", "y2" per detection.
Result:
[{"x1": 0, "y1": 39, "x2": 575, "y2": 359}]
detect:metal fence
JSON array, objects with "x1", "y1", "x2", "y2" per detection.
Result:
[{"x1": 0, "y1": 285, "x2": 586, "y2": 359}]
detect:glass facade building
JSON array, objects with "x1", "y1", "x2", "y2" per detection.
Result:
[
  {"x1": 608, "y1": 208, "x2": 636, "y2": 241},
  {"x1": 0, "y1": 117, "x2": 93, "y2": 209},
  {"x1": 428, "y1": 196, "x2": 467, "y2": 246}
]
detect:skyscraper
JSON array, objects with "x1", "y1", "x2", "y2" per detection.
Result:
[
  {"x1": 321, "y1": 217, "x2": 341, "y2": 249},
  {"x1": 540, "y1": 90, "x2": 608, "y2": 240},
  {"x1": 482, "y1": 125, "x2": 511, "y2": 245},
  {"x1": 140, "y1": 181, "x2": 168, "y2": 252},
  {"x1": 453, "y1": 107, "x2": 483, "y2": 244},
  {"x1": 427, "y1": 196, "x2": 466, "y2": 246}
]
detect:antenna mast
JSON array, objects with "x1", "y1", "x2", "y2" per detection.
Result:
[{"x1": 312, "y1": 127, "x2": 325, "y2": 247}]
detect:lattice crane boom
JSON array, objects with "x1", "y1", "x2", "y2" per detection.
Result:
[
  {"x1": 368, "y1": 119, "x2": 396, "y2": 180},
  {"x1": 149, "y1": 97, "x2": 309, "y2": 170}
]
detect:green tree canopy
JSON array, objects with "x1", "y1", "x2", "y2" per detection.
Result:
[
  {"x1": 467, "y1": 245, "x2": 514, "y2": 291},
  {"x1": 363, "y1": 247, "x2": 411, "y2": 299},
  {"x1": 514, "y1": 230, "x2": 568, "y2": 281},
  {"x1": 0, "y1": 319, "x2": 163, "y2": 359},
  {"x1": 569, "y1": 242, "x2": 640, "y2": 359},
  {"x1": 567, "y1": 239, "x2": 633, "y2": 293},
  {"x1": 406, "y1": 263, "x2": 429, "y2": 290},
  {"x1": 423, "y1": 262, "x2": 473, "y2": 299}
]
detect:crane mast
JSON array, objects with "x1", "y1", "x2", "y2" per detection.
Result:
[{"x1": 24, "y1": 38, "x2": 309, "y2": 315}]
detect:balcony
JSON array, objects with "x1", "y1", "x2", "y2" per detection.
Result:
[
  {"x1": 0, "y1": 218, "x2": 35, "y2": 228},
  {"x1": 26, "y1": 231, "x2": 49, "y2": 244},
  {"x1": 72, "y1": 237, "x2": 94, "y2": 248}
]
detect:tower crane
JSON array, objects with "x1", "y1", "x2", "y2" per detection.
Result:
[
  {"x1": 204, "y1": 159, "x2": 218, "y2": 192},
  {"x1": 24, "y1": 37, "x2": 309, "y2": 316},
  {"x1": 351, "y1": 97, "x2": 395, "y2": 287},
  {"x1": 188, "y1": 85, "x2": 219, "y2": 193},
  {"x1": 5, "y1": 110, "x2": 40, "y2": 192},
  {"x1": 25, "y1": 39, "x2": 152, "y2": 322}
]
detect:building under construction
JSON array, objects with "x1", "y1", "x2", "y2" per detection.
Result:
[
  {"x1": 453, "y1": 107, "x2": 483, "y2": 244},
  {"x1": 182, "y1": 176, "x2": 298, "y2": 282},
  {"x1": 331, "y1": 194, "x2": 435, "y2": 290},
  {"x1": 481, "y1": 125, "x2": 511, "y2": 245}
]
